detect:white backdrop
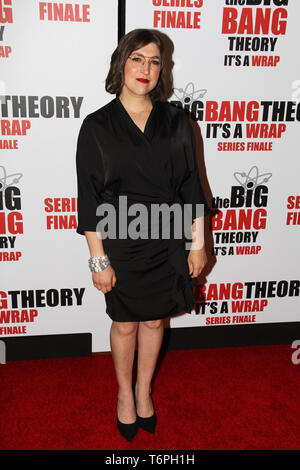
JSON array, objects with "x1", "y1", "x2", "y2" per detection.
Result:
[
  {"x1": 126, "y1": 0, "x2": 300, "y2": 329},
  {"x1": 1, "y1": 0, "x2": 299, "y2": 353},
  {"x1": 1, "y1": 0, "x2": 117, "y2": 352}
]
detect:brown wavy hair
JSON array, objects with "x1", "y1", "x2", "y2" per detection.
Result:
[{"x1": 105, "y1": 28, "x2": 167, "y2": 102}]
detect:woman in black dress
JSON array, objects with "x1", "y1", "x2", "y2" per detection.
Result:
[{"x1": 76, "y1": 29, "x2": 210, "y2": 441}]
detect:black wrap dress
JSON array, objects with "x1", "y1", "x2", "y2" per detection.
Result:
[{"x1": 76, "y1": 96, "x2": 210, "y2": 322}]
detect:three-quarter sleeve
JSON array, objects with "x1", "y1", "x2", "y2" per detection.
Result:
[
  {"x1": 75, "y1": 115, "x2": 105, "y2": 235},
  {"x1": 178, "y1": 112, "x2": 211, "y2": 222}
]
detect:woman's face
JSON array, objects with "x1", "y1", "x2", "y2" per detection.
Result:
[{"x1": 122, "y1": 42, "x2": 162, "y2": 98}]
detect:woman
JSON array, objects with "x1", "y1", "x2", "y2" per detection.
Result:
[{"x1": 76, "y1": 28, "x2": 210, "y2": 441}]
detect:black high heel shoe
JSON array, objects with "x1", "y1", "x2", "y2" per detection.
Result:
[
  {"x1": 117, "y1": 397, "x2": 138, "y2": 442},
  {"x1": 133, "y1": 382, "x2": 157, "y2": 434}
]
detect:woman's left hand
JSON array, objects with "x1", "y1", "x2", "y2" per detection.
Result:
[{"x1": 188, "y1": 246, "x2": 207, "y2": 278}]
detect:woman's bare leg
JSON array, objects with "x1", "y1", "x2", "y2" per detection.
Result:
[
  {"x1": 136, "y1": 319, "x2": 164, "y2": 417},
  {"x1": 110, "y1": 320, "x2": 139, "y2": 423}
]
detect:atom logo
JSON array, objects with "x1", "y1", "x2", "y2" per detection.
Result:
[
  {"x1": 172, "y1": 82, "x2": 207, "y2": 105},
  {"x1": 234, "y1": 166, "x2": 272, "y2": 189}
]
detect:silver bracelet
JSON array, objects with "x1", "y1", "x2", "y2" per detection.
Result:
[{"x1": 88, "y1": 254, "x2": 111, "y2": 272}]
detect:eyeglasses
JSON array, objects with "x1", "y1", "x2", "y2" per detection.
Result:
[{"x1": 128, "y1": 54, "x2": 162, "y2": 70}]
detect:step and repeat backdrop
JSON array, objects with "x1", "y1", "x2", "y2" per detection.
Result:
[{"x1": 1, "y1": 0, "x2": 299, "y2": 353}]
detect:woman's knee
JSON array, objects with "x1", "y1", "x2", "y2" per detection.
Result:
[
  {"x1": 112, "y1": 321, "x2": 138, "y2": 336},
  {"x1": 141, "y1": 319, "x2": 163, "y2": 329}
]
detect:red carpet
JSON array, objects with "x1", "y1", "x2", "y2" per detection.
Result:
[{"x1": 0, "y1": 344, "x2": 299, "y2": 450}]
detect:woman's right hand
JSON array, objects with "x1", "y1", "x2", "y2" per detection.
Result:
[{"x1": 92, "y1": 265, "x2": 117, "y2": 293}]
